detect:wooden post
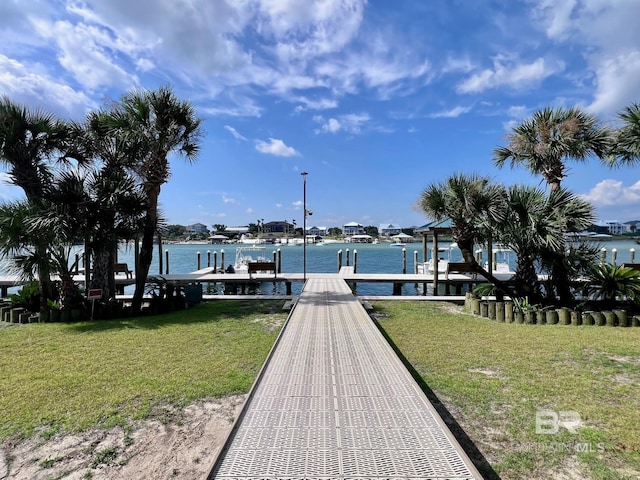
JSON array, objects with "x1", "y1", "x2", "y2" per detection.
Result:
[
  {"x1": 207, "y1": 251, "x2": 211, "y2": 267},
  {"x1": 600, "y1": 247, "x2": 607, "y2": 265},
  {"x1": 631, "y1": 248, "x2": 636, "y2": 263},
  {"x1": 337, "y1": 250, "x2": 342, "y2": 272},
  {"x1": 197, "y1": 251, "x2": 201, "y2": 271},
  {"x1": 422, "y1": 234, "x2": 427, "y2": 269},
  {"x1": 213, "y1": 251, "x2": 217, "y2": 273},
  {"x1": 346, "y1": 248, "x2": 350, "y2": 266},
  {"x1": 487, "y1": 239, "x2": 493, "y2": 275},
  {"x1": 402, "y1": 248, "x2": 407, "y2": 274},
  {"x1": 165, "y1": 250, "x2": 170, "y2": 274},
  {"x1": 612, "y1": 248, "x2": 617, "y2": 266},
  {"x1": 277, "y1": 248, "x2": 282, "y2": 273},
  {"x1": 413, "y1": 250, "x2": 418, "y2": 274},
  {"x1": 221, "y1": 249, "x2": 225, "y2": 273},
  {"x1": 158, "y1": 234, "x2": 163, "y2": 275},
  {"x1": 353, "y1": 249, "x2": 358, "y2": 274},
  {"x1": 432, "y1": 232, "x2": 439, "y2": 296}
]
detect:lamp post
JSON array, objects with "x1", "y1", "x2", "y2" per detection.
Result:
[{"x1": 301, "y1": 171, "x2": 308, "y2": 281}]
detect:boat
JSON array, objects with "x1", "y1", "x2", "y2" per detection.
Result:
[
  {"x1": 417, "y1": 243, "x2": 457, "y2": 274},
  {"x1": 390, "y1": 242, "x2": 406, "y2": 248},
  {"x1": 232, "y1": 246, "x2": 269, "y2": 273},
  {"x1": 484, "y1": 245, "x2": 515, "y2": 280}
]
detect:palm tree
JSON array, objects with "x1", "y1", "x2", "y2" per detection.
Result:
[
  {"x1": 49, "y1": 167, "x2": 146, "y2": 303},
  {"x1": 85, "y1": 111, "x2": 148, "y2": 302},
  {"x1": 585, "y1": 264, "x2": 640, "y2": 310},
  {"x1": 611, "y1": 103, "x2": 640, "y2": 163},
  {"x1": 493, "y1": 106, "x2": 612, "y2": 191},
  {"x1": 538, "y1": 188, "x2": 595, "y2": 303},
  {"x1": 0, "y1": 97, "x2": 74, "y2": 311},
  {"x1": 416, "y1": 173, "x2": 514, "y2": 296},
  {"x1": 494, "y1": 185, "x2": 595, "y2": 302},
  {"x1": 102, "y1": 86, "x2": 203, "y2": 314}
]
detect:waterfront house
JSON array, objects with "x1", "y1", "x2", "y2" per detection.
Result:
[
  {"x1": 263, "y1": 220, "x2": 295, "y2": 235},
  {"x1": 591, "y1": 221, "x2": 628, "y2": 235},
  {"x1": 343, "y1": 222, "x2": 365, "y2": 236},
  {"x1": 379, "y1": 223, "x2": 402, "y2": 237},
  {"x1": 307, "y1": 226, "x2": 328, "y2": 237},
  {"x1": 185, "y1": 223, "x2": 209, "y2": 235}
]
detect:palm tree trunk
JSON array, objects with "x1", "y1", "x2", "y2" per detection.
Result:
[
  {"x1": 90, "y1": 249, "x2": 112, "y2": 300},
  {"x1": 514, "y1": 252, "x2": 542, "y2": 301},
  {"x1": 549, "y1": 250, "x2": 574, "y2": 304},
  {"x1": 131, "y1": 184, "x2": 161, "y2": 314},
  {"x1": 457, "y1": 238, "x2": 516, "y2": 300},
  {"x1": 37, "y1": 245, "x2": 54, "y2": 313}
]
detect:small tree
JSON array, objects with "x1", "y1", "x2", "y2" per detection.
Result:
[
  {"x1": 584, "y1": 264, "x2": 640, "y2": 310},
  {"x1": 416, "y1": 173, "x2": 514, "y2": 297},
  {"x1": 101, "y1": 86, "x2": 203, "y2": 315}
]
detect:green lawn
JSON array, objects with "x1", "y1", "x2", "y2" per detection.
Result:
[
  {"x1": 2, "y1": 298, "x2": 639, "y2": 479},
  {"x1": 0, "y1": 300, "x2": 286, "y2": 441},
  {"x1": 374, "y1": 301, "x2": 640, "y2": 480}
]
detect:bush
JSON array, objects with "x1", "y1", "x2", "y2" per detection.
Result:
[
  {"x1": 584, "y1": 264, "x2": 640, "y2": 309},
  {"x1": 9, "y1": 282, "x2": 40, "y2": 312}
]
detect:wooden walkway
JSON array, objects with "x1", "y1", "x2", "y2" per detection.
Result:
[{"x1": 207, "y1": 277, "x2": 482, "y2": 479}]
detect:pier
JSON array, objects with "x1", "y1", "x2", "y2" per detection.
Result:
[{"x1": 207, "y1": 277, "x2": 482, "y2": 479}]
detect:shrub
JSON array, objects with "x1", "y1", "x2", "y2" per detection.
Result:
[
  {"x1": 584, "y1": 264, "x2": 640, "y2": 309},
  {"x1": 9, "y1": 281, "x2": 40, "y2": 312}
]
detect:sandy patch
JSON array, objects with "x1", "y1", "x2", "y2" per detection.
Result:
[{"x1": 0, "y1": 395, "x2": 245, "y2": 480}]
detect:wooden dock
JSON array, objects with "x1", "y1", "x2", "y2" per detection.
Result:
[
  {"x1": 207, "y1": 277, "x2": 482, "y2": 479},
  {"x1": 0, "y1": 268, "x2": 481, "y2": 298}
]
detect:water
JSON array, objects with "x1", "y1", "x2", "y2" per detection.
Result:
[
  {"x1": 7, "y1": 238, "x2": 637, "y2": 296},
  {"x1": 116, "y1": 238, "x2": 640, "y2": 296},
  {"x1": 117, "y1": 242, "x2": 438, "y2": 296}
]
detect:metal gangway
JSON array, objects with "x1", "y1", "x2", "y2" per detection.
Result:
[{"x1": 208, "y1": 277, "x2": 482, "y2": 479}]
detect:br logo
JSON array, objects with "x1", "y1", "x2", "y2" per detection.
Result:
[{"x1": 535, "y1": 409, "x2": 582, "y2": 434}]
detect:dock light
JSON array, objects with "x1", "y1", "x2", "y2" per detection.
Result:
[{"x1": 301, "y1": 172, "x2": 309, "y2": 282}]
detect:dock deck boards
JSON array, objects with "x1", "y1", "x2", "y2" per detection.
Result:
[{"x1": 207, "y1": 277, "x2": 482, "y2": 479}]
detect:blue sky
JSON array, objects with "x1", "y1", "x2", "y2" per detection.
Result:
[{"x1": 1, "y1": 0, "x2": 640, "y2": 229}]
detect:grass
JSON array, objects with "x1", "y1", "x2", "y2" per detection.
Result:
[
  {"x1": 374, "y1": 301, "x2": 640, "y2": 480},
  {"x1": 0, "y1": 300, "x2": 286, "y2": 441},
  {"x1": 3, "y1": 297, "x2": 639, "y2": 479}
]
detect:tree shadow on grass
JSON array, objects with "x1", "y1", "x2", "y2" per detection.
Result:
[
  {"x1": 67, "y1": 300, "x2": 287, "y2": 333},
  {"x1": 376, "y1": 321, "x2": 501, "y2": 480}
]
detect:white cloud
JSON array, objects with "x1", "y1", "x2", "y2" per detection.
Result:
[
  {"x1": 276, "y1": 203, "x2": 283, "y2": 208},
  {"x1": 292, "y1": 97, "x2": 338, "y2": 113},
  {"x1": 314, "y1": 113, "x2": 370, "y2": 134},
  {"x1": 224, "y1": 125, "x2": 247, "y2": 141},
  {"x1": 246, "y1": 207, "x2": 254, "y2": 214},
  {"x1": 32, "y1": 19, "x2": 138, "y2": 90},
  {"x1": 0, "y1": 54, "x2": 94, "y2": 118},
  {"x1": 581, "y1": 179, "x2": 640, "y2": 208},
  {"x1": 255, "y1": 138, "x2": 299, "y2": 157},
  {"x1": 457, "y1": 56, "x2": 561, "y2": 94},
  {"x1": 530, "y1": 0, "x2": 640, "y2": 115},
  {"x1": 261, "y1": 0, "x2": 366, "y2": 61},
  {"x1": 222, "y1": 194, "x2": 236, "y2": 204},
  {"x1": 293, "y1": 200, "x2": 303, "y2": 208},
  {"x1": 587, "y1": 51, "x2": 640, "y2": 116},
  {"x1": 430, "y1": 105, "x2": 472, "y2": 119}
]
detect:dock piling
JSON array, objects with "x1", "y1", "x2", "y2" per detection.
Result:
[{"x1": 353, "y1": 249, "x2": 358, "y2": 274}]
